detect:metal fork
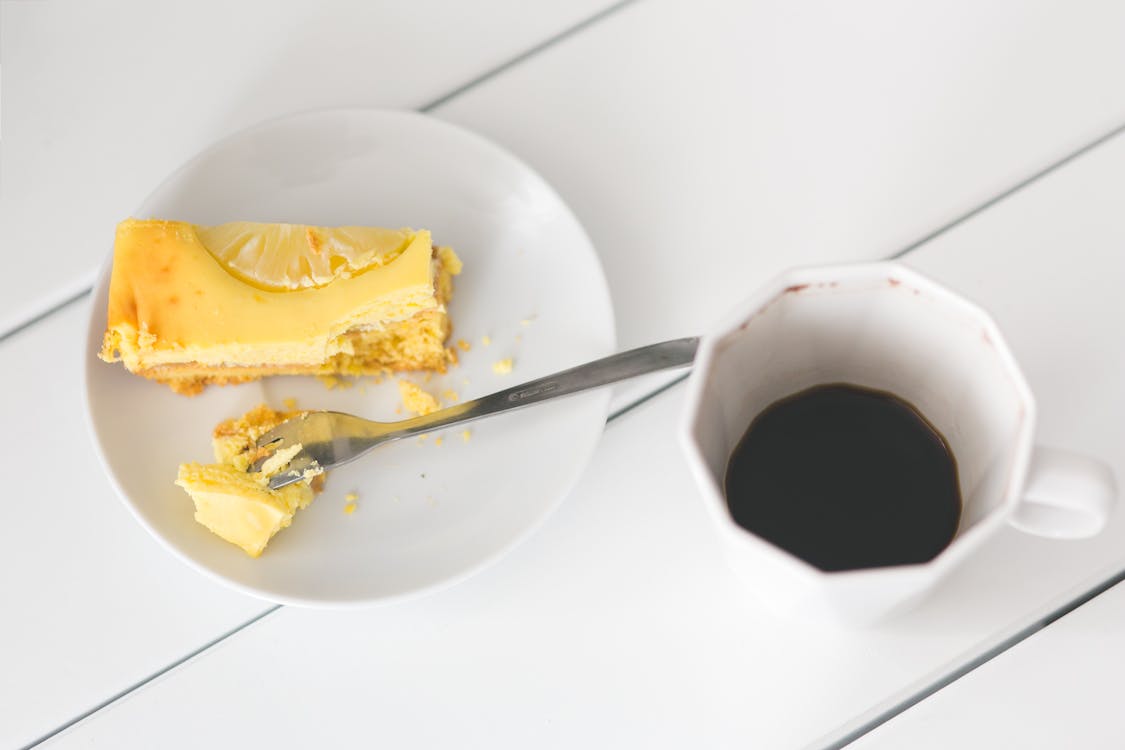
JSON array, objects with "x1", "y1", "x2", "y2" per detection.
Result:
[{"x1": 249, "y1": 337, "x2": 699, "y2": 489}]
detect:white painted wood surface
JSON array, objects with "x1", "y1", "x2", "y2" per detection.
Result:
[
  {"x1": 3, "y1": 0, "x2": 1125, "y2": 747},
  {"x1": 849, "y1": 581, "x2": 1125, "y2": 749},
  {"x1": 0, "y1": 0, "x2": 619, "y2": 336},
  {"x1": 434, "y1": 0, "x2": 1125, "y2": 409},
  {"x1": 0, "y1": 303, "x2": 270, "y2": 748},
  {"x1": 437, "y1": 0, "x2": 1125, "y2": 351},
  {"x1": 40, "y1": 123, "x2": 1125, "y2": 750}
]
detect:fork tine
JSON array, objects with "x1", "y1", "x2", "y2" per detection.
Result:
[
  {"x1": 245, "y1": 415, "x2": 309, "y2": 473},
  {"x1": 246, "y1": 451, "x2": 276, "y2": 475},
  {"x1": 253, "y1": 414, "x2": 308, "y2": 450},
  {"x1": 267, "y1": 454, "x2": 323, "y2": 490}
]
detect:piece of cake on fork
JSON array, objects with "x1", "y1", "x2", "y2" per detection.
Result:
[{"x1": 176, "y1": 404, "x2": 324, "y2": 558}]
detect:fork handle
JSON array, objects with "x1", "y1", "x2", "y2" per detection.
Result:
[
  {"x1": 383, "y1": 336, "x2": 699, "y2": 440},
  {"x1": 265, "y1": 337, "x2": 700, "y2": 488}
]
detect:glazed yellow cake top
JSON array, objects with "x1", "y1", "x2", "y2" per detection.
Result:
[{"x1": 101, "y1": 219, "x2": 441, "y2": 369}]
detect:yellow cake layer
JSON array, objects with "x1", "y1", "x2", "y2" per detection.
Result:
[
  {"x1": 99, "y1": 219, "x2": 461, "y2": 394},
  {"x1": 136, "y1": 308, "x2": 454, "y2": 395},
  {"x1": 176, "y1": 405, "x2": 323, "y2": 557}
]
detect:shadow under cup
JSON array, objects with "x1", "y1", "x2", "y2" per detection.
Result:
[{"x1": 689, "y1": 270, "x2": 1034, "y2": 620}]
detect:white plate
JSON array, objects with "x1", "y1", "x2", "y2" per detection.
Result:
[{"x1": 84, "y1": 109, "x2": 615, "y2": 607}]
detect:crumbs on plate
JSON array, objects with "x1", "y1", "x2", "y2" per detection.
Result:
[
  {"x1": 318, "y1": 374, "x2": 354, "y2": 390},
  {"x1": 398, "y1": 380, "x2": 440, "y2": 416}
]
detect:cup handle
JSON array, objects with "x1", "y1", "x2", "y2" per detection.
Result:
[{"x1": 1008, "y1": 446, "x2": 1117, "y2": 539}]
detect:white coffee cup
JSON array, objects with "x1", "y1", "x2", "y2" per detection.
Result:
[{"x1": 680, "y1": 262, "x2": 1116, "y2": 625}]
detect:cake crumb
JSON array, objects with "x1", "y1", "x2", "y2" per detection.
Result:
[
  {"x1": 423, "y1": 373, "x2": 432, "y2": 384},
  {"x1": 398, "y1": 380, "x2": 440, "y2": 416},
  {"x1": 282, "y1": 397, "x2": 299, "y2": 411},
  {"x1": 344, "y1": 491, "x2": 359, "y2": 503},
  {"x1": 492, "y1": 358, "x2": 513, "y2": 375},
  {"x1": 417, "y1": 434, "x2": 429, "y2": 444},
  {"x1": 481, "y1": 335, "x2": 492, "y2": 346},
  {"x1": 441, "y1": 389, "x2": 460, "y2": 403},
  {"x1": 318, "y1": 374, "x2": 354, "y2": 390},
  {"x1": 457, "y1": 339, "x2": 471, "y2": 352},
  {"x1": 461, "y1": 429, "x2": 472, "y2": 442},
  {"x1": 437, "y1": 245, "x2": 463, "y2": 275},
  {"x1": 344, "y1": 503, "x2": 356, "y2": 515},
  {"x1": 434, "y1": 436, "x2": 444, "y2": 447},
  {"x1": 520, "y1": 315, "x2": 537, "y2": 326}
]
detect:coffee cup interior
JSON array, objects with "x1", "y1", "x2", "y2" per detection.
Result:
[{"x1": 691, "y1": 274, "x2": 1032, "y2": 545}]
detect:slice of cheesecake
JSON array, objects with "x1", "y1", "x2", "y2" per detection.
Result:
[
  {"x1": 176, "y1": 404, "x2": 324, "y2": 558},
  {"x1": 99, "y1": 219, "x2": 462, "y2": 395}
]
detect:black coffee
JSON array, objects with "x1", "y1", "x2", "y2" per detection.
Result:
[{"x1": 723, "y1": 384, "x2": 961, "y2": 572}]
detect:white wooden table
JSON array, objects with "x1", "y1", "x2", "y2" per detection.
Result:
[
  {"x1": 3, "y1": 1, "x2": 1124, "y2": 747},
  {"x1": 850, "y1": 579, "x2": 1125, "y2": 749}
]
